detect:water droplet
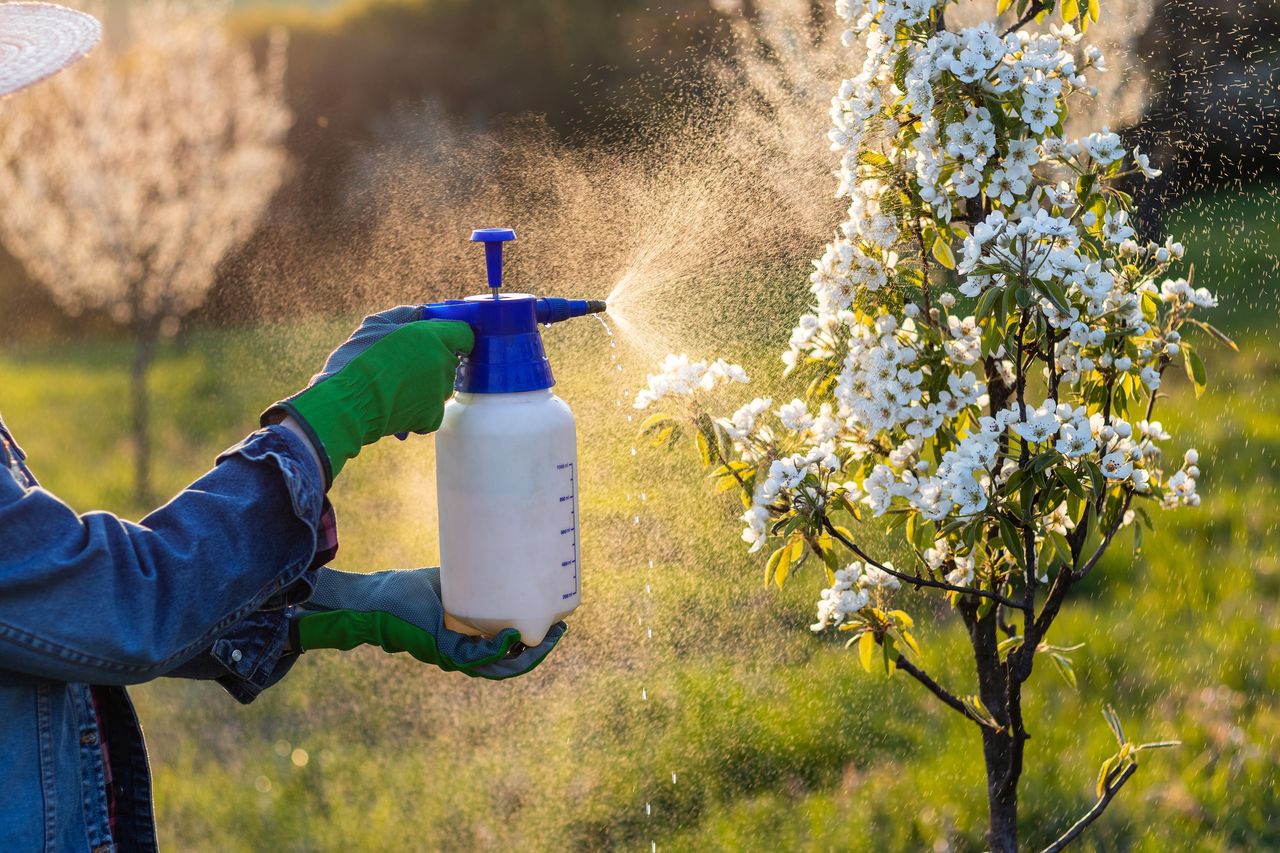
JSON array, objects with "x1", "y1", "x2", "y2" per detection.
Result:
[
  {"x1": 633, "y1": 515, "x2": 640, "y2": 525},
  {"x1": 645, "y1": 584, "x2": 651, "y2": 594},
  {"x1": 647, "y1": 627, "x2": 653, "y2": 639},
  {"x1": 641, "y1": 688, "x2": 648, "y2": 701},
  {"x1": 631, "y1": 447, "x2": 637, "y2": 456},
  {"x1": 640, "y1": 492, "x2": 648, "y2": 501},
  {"x1": 648, "y1": 559, "x2": 654, "y2": 569},
  {"x1": 645, "y1": 802, "x2": 651, "y2": 816},
  {"x1": 671, "y1": 772, "x2": 678, "y2": 784}
]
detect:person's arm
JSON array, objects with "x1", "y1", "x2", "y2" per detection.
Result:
[
  {"x1": 0, "y1": 424, "x2": 323, "y2": 685},
  {"x1": 0, "y1": 308, "x2": 470, "y2": 687}
]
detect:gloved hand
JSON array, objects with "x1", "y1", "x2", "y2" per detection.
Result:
[
  {"x1": 263, "y1": 306, "x2": 474, "y2": 485},
  {"x1": 293, "y1": 567, "x2": 567, "y2": 680}
]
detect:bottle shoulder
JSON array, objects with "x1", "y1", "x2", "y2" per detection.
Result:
[{"x1": 441, "y1": 390, "x2": 576, "y2": 434}]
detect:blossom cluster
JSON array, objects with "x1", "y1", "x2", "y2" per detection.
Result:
[
  {"x1": 633, "y1": 353, "x2": 749, "y2": 410},
  {"x1": 811, "y1": 560, "x2": 902, "y2": 632}
]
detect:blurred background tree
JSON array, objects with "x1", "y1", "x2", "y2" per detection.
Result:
[{"x1": 0, "y1": 0, "x2": 291, "y2": 502}]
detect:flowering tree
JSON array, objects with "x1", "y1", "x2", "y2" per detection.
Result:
[
  {"x1": 0, "y1": 1, "x2": 291, "y2": 502},
  {"x1": 636, "y1": 0, "x2": 1234, "y2": 848}
]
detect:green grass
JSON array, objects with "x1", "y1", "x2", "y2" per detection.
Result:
[{"x1": 0, "y1": 185, "x2": 1277, "y2": 851}]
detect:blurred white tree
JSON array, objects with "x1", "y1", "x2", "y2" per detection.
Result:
[{"x1": 0, "y1": 0, "x2": 291, "y2": 502}]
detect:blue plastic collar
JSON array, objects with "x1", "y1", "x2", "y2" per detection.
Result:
[{"x1": 423, "y1": 294, "x2": 553, "y2": 393}]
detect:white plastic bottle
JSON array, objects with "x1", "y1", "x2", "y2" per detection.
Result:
[{"x1": 436, "y1": 388, "x2": 581, "y2": 646}]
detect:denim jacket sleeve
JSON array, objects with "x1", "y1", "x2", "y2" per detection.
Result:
[
  {"x1": 161, "y1": 609, "x2": 301, "y2": 704},
  {"x1": 0, "y1": 424, "x2": 324, "y2": 686}
]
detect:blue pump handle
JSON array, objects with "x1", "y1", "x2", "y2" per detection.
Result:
[{"x1": 470, "y1": 227, "x2": 516, "y2": 289}]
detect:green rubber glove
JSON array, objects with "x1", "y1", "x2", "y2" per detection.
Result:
[
  {"x1": 263, "y1": 306, "x2": 474, "y2": 485},
  {"x1": 294, "y1": 568, "x2": 567, "y2": 680}
]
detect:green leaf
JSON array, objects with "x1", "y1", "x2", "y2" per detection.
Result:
[
  {"x1": 1035, "y1": 278, "x2": 1071, "y2": 315},
  {"x1": 975, "y1": 286, "x2": 1003, "y2": 321},
  {"x1": 638, "y1": 413, "x2": 673, "y2": 433},
  {"x1": 776, "y1": 535, "x2": 804, "y2": 588},
  {"x1": 1103, "y1": 704, "x2": 1127, "y2": 745},
  {"x1": 859, "y1": 631, "x2": 877, "y2": 673},
  {"x1": 1056, "y1": 466, "x2": 1086, "y2": 499},
  {"x1": 858, "y1": 149, "x2": 892, "y2": 170},
  {"x1": 1185, "y1": 347, "x2": 1207, "y2": 397},
  {"x1": 932, "y1": 232, "x2": 956, "y2": 270},
  {"x1": 1096, "y1": 754, "x2": 1119, "y2": 797},
  {"x1": 715, "y1": 475, "x2": 741, "y2": 493},
  {"x1": 695, "y1": 429, "x2": 712, "y2": 466},
  {"x1": 649, "y1": 425, "x2": 676, "y2": 448},
  {"x1": 997, "y1": 0, "x2": 1013, "y2": 14},
  {"x1": 1061, "y1": 0, "x2": 1079, "y2": 22},
  {"x1": 1049, "y1": 530, "x2": 1073, "y2": 563},
  {"x1": 1087, "y1": 0, "x2": 1100, "y2": 21},
  {"x1": 997, "y1": 634, "x2": 1025, "y2": 660},
  {"x1": 999, "y1": 517, "x2": 1023, "y2": 563},
  {"x1": 764, "y1": 546, "x2": 784, "y2": 587},
  {"x1": 1050, "y1": 653, "x2": 1078, "y2": 689},
  {"x1": 1189, "y1": 319, "x2": 1239, "y2": 352}
]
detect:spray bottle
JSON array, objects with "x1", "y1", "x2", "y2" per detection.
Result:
[{"x1": 422, "y1": 228, "x2": 605, "y2": 645}]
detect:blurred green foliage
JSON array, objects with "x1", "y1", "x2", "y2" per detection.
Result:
[{"x1": 0, "y1": 184, "x2": 1275, "y2": 850}]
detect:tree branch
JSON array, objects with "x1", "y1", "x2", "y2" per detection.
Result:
[
  {"x1": 895, "y1": 655, "x2": 988, "y2": 727},
  {"x1": 1039, "y1": 762, "x2": 1139, "y2": 853},
  {"x1": 824, "y1": 520, "x2": 1023, "y2": 609},
  {"x1": 1001, "y1": 0, "x2": 1052, "y2": 37}
]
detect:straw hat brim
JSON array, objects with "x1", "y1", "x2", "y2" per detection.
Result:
[{"x1": 0, "y1": 2, "x2": 100, "y2": 98}]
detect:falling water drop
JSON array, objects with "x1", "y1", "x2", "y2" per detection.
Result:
[{"x1": 641, "y1": 688, "x2": 648, "y2": 701}]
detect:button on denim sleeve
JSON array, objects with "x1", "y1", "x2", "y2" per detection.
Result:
[
  {"x1": 0, "y1": 425, "x2": 325, "y2": 686},
  {"x1": 161, "y1": 609, "x2": 301, "y2": 704}
]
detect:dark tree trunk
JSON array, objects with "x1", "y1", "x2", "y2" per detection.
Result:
[
  {"x1": 982, "y1": 727, "x2": 1019, "y2": 853},
  {"x1": 965, "y1": 603, "x2": 1020, "y2": 852},
  {"x1": 131, "y1": 320, "x2": 158, "y2": 506}
]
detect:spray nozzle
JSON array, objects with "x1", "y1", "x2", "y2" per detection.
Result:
[{"x1": 470, "y1": 227, "x2": 516, "y2": 292}]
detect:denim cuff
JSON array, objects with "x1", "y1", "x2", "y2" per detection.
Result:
[
  {"x1": 217, "y1": 426, "x2": 325, "y2": 529},
  {"x1": 208, "y1": 610, "x2": 301, "y2": 705}
]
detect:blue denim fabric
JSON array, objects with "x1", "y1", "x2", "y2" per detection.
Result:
[{"x1": 0, "y1": 415, "x2": 326, "y2": 852}]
